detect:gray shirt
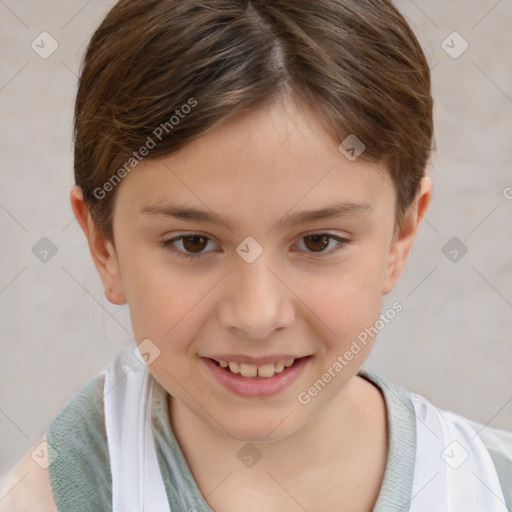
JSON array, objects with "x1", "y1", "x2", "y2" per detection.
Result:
[{"x1": 46, "y1": 363, "x2": 512, "y2": 511}]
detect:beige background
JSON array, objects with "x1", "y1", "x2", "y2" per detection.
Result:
[{"x1": 1, "y1": 0, "x2": 511, "y2": 475}]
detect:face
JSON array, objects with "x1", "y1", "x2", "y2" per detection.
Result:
[{"x1": 75, "y1": 94, "x2": 429, "y2": 442}]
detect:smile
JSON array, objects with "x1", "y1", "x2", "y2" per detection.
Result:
[
  {"x1": 201, "y1": 356, "x2": 312, "y2": 397},
  {"x1": 214, "y1": 358, "x2": 296, "y2": 378}
]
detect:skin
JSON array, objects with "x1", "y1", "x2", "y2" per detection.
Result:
[
  {"x1": 0, "y1": 436, "x2": 57, "y2": 511},
  {"x1": 70, "y1": 93, "x2": 432, "y2": 510}
]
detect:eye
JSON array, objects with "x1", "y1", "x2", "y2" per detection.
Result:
[
  {"x1": 160, "y1": 234, "x2": 218, "y2": 259},
  {"x1": 295, "y1": 233, "x2": 349, "y2": 256},
  {"x1": 161, "y1": 232, "x2": 349, "y2": 260}
]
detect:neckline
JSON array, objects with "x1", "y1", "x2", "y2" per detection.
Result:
[
  {"x1": 150, "y1": 368, "x2": 417, "y2": 512},
  {"x1": 357, "y1": 368, "x2": 417, "y2": 511}
]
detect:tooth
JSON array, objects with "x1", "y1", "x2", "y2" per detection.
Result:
[
  {"x1": 274, "y1": 361, "x2": 285, "y2": 373},
  {"x1": 228, "y1": 361, "x2": 240, "y2": 373},
  {"x1": 222, "y1": 359, "x2": 297, "y2": 377},
  {"x1": 257, "y1": 363, "x2": 276, "y2": 378},
  {"x1": 239, "y1": 363, "x2": 258, "y2": 377}
]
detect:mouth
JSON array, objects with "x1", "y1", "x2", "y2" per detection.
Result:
[
  {"x1": 209, "y1": 356, "x2": 304, "y2": 378},
  {"x1": 201, "y1": 355, "x2": 312, "y2": 398}
]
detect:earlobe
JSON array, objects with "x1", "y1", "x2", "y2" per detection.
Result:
[
  {"x1": 381, "y1": 176, "x2": 432, "y2": 295},
  {"x1": 70, "y1": 186, "x2": 127, "y2": 305}
]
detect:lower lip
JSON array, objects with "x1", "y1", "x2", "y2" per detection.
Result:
[{"x1": 201, "y1": 356, "x2": 311, "y2": 398}]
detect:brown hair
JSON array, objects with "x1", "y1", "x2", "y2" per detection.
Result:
[{"x1": 73, "y1": 0, "x2": 434, "y2": 243}]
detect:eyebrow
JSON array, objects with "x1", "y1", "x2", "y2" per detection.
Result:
[{"x1": 139, "y1": 200, "x2": 373, "y2": 231}]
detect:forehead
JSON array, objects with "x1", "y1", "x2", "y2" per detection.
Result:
[{"x1": 114, "y1": 95, "x2": 394, "y2": 223}]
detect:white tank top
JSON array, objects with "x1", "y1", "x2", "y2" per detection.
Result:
[
  {"x1": 102, "y1": 348, "x2": 508, "y2": 512},
  {"x1": 103, "y1": 347, "x2": 171, "y2": 512}
]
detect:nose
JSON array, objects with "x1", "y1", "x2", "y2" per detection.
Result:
[{"x1": 217, "y1": 254, "x2": 295, "y2": 340}]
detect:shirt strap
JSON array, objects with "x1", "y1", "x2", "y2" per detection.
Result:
[
  {"x1": 409, "y1": 392, "x2": 507, "y2": 512},
  {"x1": 103, "y1": 348, "x2": 171, "y2": 512}
]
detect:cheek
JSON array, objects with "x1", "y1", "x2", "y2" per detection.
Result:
[
  {"x1": 124, "y1": 238, "x2": 388, "y2": 353},
  {"x1": 297, "y1": 252, "x2": 386, "y2": 348},
  {"x1": 123, "y1": 256, "x2": 204, "y2": 345}
]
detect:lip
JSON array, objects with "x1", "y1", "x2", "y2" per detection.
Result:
[
  {"x1": 206, "y1": 354, "x2": 305, "y2": 365},
  {"x1": 201, "y1": 355, "x2": 312, "y2": 398}
]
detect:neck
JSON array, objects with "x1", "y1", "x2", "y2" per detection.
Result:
[{"x1": 168, "y1": 374, "x2": 387, "y2": 485}]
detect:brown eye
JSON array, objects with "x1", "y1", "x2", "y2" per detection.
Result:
[
  {"x1": 160, "y1": 234, "x2": 217, "y2": 259},
  {"x1": 182, "y1": 235, "x2": 208, "y2": 253},
  {"x1": 295, "y1": 233, "x2": 349, "y2": 256},
  {"x1": 303, "y1": 234, "x2": 330, "y2": 252}
]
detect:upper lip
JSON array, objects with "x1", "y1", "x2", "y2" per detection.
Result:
[{"x1": 205, "y1": 354, "x2": 310, "y2": 366}]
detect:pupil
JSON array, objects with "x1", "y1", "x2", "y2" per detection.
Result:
[
  {"x1": 305, "y1": 234, "x2": 329, "y2": 252},
  {"x1": 183, "y1": 235, "x2": 207, "y2": 252}
]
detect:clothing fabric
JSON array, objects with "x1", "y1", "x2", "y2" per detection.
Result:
[{"x1": 47, "y1": 342, "x2": 512, "y2": 511}]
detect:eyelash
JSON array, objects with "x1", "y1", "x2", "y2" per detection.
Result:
[{"x1": 160, "y1": 233, "x2": 350, "y2": 260}]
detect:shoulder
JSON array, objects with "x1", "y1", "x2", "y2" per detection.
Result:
[
  {"x1": 2, "y1": 372, "x2": 113, "y2": 512},
  {"x1": 0, "y1": 434, "x2": 58, "y2": 511},
  {"x1": 414, "y1": 393, "x2": 512, "y2": 507},
  {"x1": 408, "y1": 391, "x2": 512, "y2": 474},
  {"x1": 468, "y1": 418, "x2": 512, "y2": 458},
  {"x1": 360, "y1": 371, "x2": 512, "y2": 507},
  {"x1": 465, "y1": 417, "x2": 512, "y2": 503},
  {"x1": 45, "y1": 371, "x2": 112, "y2": 510}
]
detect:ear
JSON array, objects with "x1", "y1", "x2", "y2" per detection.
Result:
[
  {"x1": 70, "y1": 186, "x2": 127, "y2": 305},
  {"x1": 382, "y1": 176, "x2": 432, "y2": 295}
]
